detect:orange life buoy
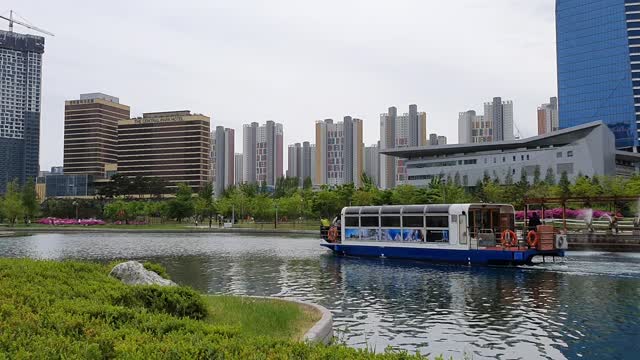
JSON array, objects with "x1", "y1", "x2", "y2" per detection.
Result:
[
  {"x1": 328, "y1": 226, "x2": 339, "y2": 243},
  {"x1": 526, "y1": 230, "x2": 539, "y2": 248},
  {"x1": 500, "y1": 230, "x2": 518, "y2": 248}
]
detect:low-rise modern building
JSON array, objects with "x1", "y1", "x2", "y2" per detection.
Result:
[
  {"x1": 43, "y1": 174, "x2": 95, "y2": 198},
  {"x1": 381, "y1": 121, "x2": 640, "y2": 187},
  {"x1": 117, "y1": 110, "x2": 211, "y2": 192}
]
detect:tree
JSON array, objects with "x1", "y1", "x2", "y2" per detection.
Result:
[
  {"x1": 303, "y1": 177, "x2": 313, "y2": 190},
  {"x1": 533, "y1": 165, "x2": 541, "y2": 185},
  {"x1": 195, "y1": 183, "x2": 216, "y2": 227},
  {"x1": 544, "y1": 167, "x2": 556, "y2": 185},
  {"x1": 167, "y1": 183, "x2": 194, "y2": 222},
  {"x1": 0, "y1": 180, "x2": 24, "y2": 226},
  {"x1": 391, "y1": 185, "x2": 418, "y2": 205},
  {"x1": 21, "y1": 178, "x2": 38, "y2": 224},
  {"x1": 352, "y1": 189, "x2": 375, "y2": 206},
  {"x1": 556, "y1": 171, "x2": 571, "y2": 199},
  {"x1": 312, "y1": 189, "x2": 342, "y2": 219}
]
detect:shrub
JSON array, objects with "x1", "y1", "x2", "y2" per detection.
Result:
[
  {"x1": 115, "y1": 286, "x2": 208, "y2": 320},
  {"x1": 143, "y1": 261, "x2": 170, "y2": 279}
]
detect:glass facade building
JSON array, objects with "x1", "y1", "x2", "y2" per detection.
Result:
[
  {"x1": 44, "y1": 174, "x2": 95, "y2": 198},
  {"x1": 556, "y1": 0, "x2": 639, "y2": 149}
]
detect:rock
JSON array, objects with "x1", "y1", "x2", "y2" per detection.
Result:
[{"x1": 109, "y1": 261, "x2": 176, "y2": 286}]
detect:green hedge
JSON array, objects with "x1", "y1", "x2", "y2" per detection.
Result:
[{"x1": 0, "y1": 259, "x2": 437, "y2": 359}]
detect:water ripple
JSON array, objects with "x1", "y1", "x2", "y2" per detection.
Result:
[{"x1": 0, "y1": 233, "x2": 639, "y2": 359}]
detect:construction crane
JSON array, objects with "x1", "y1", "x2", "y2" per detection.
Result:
[{"x1": 0, "y1": 10, "x2": 54, "y2": 36}]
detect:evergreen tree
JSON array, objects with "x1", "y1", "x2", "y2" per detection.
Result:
[
  {"x1": 558, "y1": 171, "x2": 571, "y2": 199},
  {"x1": 544, "y1": 167, "x2": 556, "y2": 185},
  {"x1": 533, "y1": 165, "x2": 541, "y2": 185}
]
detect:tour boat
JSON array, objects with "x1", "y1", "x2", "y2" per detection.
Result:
[{"x1": 321, "y1": 204, "x2": 567, "y2": 266}]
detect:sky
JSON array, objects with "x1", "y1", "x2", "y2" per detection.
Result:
[{"x1": 2, "y1": 0, "x2": 557, "y2": 170}]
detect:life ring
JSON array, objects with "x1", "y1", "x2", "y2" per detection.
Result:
[
  {"x1": 500, "y1": 230, "x2": 518, "y2": 248},
  {"x1": 327, "y1": 226, "x2": 339, "y2": 243},
  {"x1": 526, "y1": 230, "x2": 539, "y2": 248}
]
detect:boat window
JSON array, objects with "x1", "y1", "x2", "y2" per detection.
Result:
[
  {"x1": 381, "y1": 216, "x2": 401, "y2": 227},
  {"x1": 425, "y1": 230, "x2": 448, "y2": 243},
  {"x1": 360, "y1": 216, "x2": 379, "y2": 227},
  {"x1": 344, "y1": 216, "x2": 359, "y2": 227},
  {"x1": 425, "y1": 216, "x2": 449, "y2": 228},
  {"x1": 403, "y1": 216, "x2": 423, "y2": 228}
]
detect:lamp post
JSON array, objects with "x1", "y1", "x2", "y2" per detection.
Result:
[{"x1": 72, "y1": 200, "x2": 79, "y2": 221}]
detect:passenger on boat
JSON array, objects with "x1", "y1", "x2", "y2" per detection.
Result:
[{"x1": 529, "y1": 212, "x2": 542, "y2": 232}]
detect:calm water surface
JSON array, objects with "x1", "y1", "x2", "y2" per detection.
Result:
[{"x1": 1, "y1": 232, "x2": 639, "y2": 360}]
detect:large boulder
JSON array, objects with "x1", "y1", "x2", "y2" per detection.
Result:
[{"x1": 109, "y1": 261, "x2": 176, "y2": 286}]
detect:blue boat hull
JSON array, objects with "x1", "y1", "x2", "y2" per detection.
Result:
[{"x1": 320, "y1": 243, "x2": 564, "y2": 266}]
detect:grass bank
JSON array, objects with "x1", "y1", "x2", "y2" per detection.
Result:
[
  {"x1": 0, "y1": 259, "x2": 435, "y2": 359},
  {"x1": 5, "y1": 222, "x2": 319, "y2": 233}
]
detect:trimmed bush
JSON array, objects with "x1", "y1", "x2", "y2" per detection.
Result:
[{"x1": 115, "y1": 286, "x2": 208, "y2": 320}]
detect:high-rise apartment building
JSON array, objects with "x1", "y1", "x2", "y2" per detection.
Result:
[
  {"x1": 379, "y1": 105, "x2": 427, "y2": 188},
  {"x1": 0, "y1": 30, "x2": 44, "y2": 193},
  {"x1": 459, "y1": 111, "x2": 491, "y2": 144},
  {"x1": 556, "y1": 0, "x2": 638, "y2": 149},
  {"x1": 212, "y1": 126, "x2": 235, "y2": 196},
  {"x1": 428, "y1": 134, "x2": 447, "y2": 145},
  {"x1": 484, "y1": 97, "x2": 514, "y2": 142},
  {"x1": 117, "y1": 111, "x2": 211, "y2": 191},
  {"x1": 537, "y1": 97, "x2": 559, "y2": 135},
  {"x1": 242, "y1": 121, "x2": 283, "y2": 186},
  {"x1": 315, "y1": 117, "x2": 364, "y2": 187},
  {"x1": 63, "y1": 93, "x2": 130, "y2": 178},
  {"x1": 287, "y1": 141, "x2": 313, "y2": 186},
  {"x1": 363, "y1": 144, "x2": 379, "y2": 186},
  {"x1": 234, "y1": 153, "x2": 243, "y2": 185},
  {"x1": 458, "y1": 98, "x2": 513, "y2": 144}
]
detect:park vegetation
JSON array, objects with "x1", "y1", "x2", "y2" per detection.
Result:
[
  {"x1": 0, "y1": 258, "x2": 438, "y2": 359},
  {"x1": 1, "y1": 170, "x2": 640, "y2": 226}
]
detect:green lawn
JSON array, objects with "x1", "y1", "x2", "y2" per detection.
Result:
[
  {"x1": 0, "y1": 259, "x2": 434, "y2": 359},
  {"x1": 205, "y1": 295, "x2": 320, "y2": 340}
]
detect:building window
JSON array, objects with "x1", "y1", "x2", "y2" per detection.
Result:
[
  {"x1": 521, "y1": 155, "x2": 524, "y2": 161},
  {"x1": 502, "y1": 157, "x2": 506, "y2": 162},
  {"x1": 526, "y1": 155, "x2": 530, "y2": 160},
  {"x1": 513, "y1": 156, "x2": 516, "y2": 161},
  {"x1": 567, "y1": 151, "x2": 573, "y2": 157},
  {"x1": 556, "y1": 152, "x2": 562, "y2": 158}
]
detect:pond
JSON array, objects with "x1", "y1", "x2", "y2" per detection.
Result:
[{"x1": 1, "y1": 232, "x2": 639, "y2": 359}]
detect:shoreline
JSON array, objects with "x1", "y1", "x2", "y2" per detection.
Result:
[{"x1": 3, "y1": 227, "x2": 639, "y2": 252}]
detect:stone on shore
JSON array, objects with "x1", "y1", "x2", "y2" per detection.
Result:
[{"x1": 109, "y1": 261, "x2": 176, "y2": 286}]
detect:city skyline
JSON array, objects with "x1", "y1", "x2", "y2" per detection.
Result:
[{"x1": 3, "y1": 0, "x2": 558, "y2": 170}]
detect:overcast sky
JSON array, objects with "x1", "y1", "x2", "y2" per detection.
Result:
[{"x1": 3, "y1": 0, "x2": 557, "y2": 170}]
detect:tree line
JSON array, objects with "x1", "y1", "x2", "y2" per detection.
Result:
[{"x1": 2, "y1": 170, "x2": 639, "y2": 226}]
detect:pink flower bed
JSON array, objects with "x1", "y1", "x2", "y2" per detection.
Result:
[
  {"x1": 38, "y1": 218, "x2": 106, "y2": 226},
  {"x1": 515, "y1": 208, "x2": 611, "y2": 220}
]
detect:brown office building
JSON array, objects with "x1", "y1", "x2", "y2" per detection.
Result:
[
  {"x1": 64, "y1": 93, "x2": 130, "y2": 178},
  {"x1": 117, "y1": 111, "x2": 211, "y2": 191}
]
